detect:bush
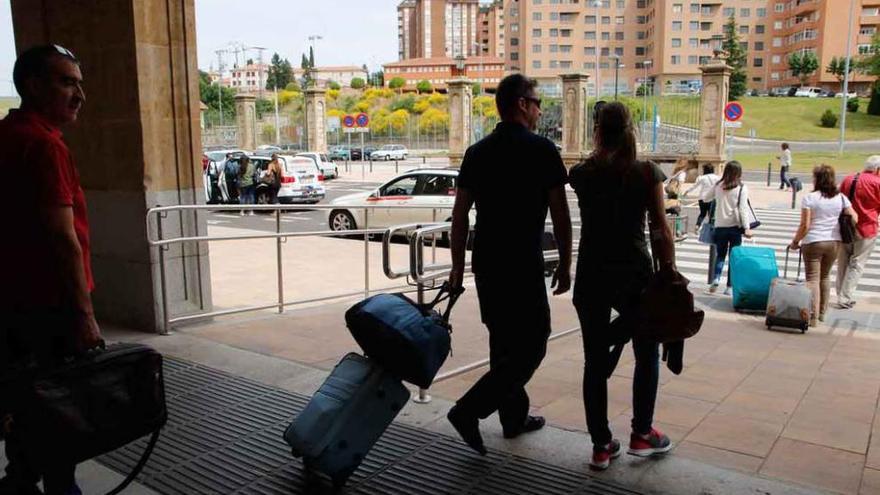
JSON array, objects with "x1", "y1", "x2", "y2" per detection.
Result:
[
  {"x1": 820, "y1": 109, "x2": 838, "y2": 128},
  {"x1": 328, "y1": 80, "x2": 341, "y2": 91},
  {"x1": 869, "y1": 83, "x2": 880, "y2": 116},
  {"x1": 847, "y1": 98, "x2": 860, "y2": 113},
  {"x1": 350, "y1": 77, "x2": 366, "y2": 90}
]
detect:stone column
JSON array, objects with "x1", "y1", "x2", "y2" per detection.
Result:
[
  {"x1": 447, "y1": 78, "x2": 472, "y2": 167},
  {"x1": 235, "y1": 94, "x2": 257, "y2": 150},
  {"x1": 560, "y1": 73, "x2": 591, "y2": 167},
  {"x1": 11, "y1": 0, "x2": 210, "y2": 333},
  {"x1": 304, "y1": 87, "x2": 328, "y2": 153},
  {"x1": 697, "y1": 60, "x2": 732, "y2": 171}
]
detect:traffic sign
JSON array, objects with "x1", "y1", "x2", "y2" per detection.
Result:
[
  {"x1": 724, "y1": 121, "x2": 743, "y2": 128},
  {"x1": 356, "y1": 113, "x2": 370, "y2": 127},
  {"x1": 724, "y1": 102, "x2": 744, "y2": 122},
  {"x1": 343, "y1": 115, "x2": 356, "y2": 128},
  {"x1": 343, "y1": 127, "x2": 369, "y2": 133}
]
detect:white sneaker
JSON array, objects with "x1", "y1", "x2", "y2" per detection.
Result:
[{"x1": 723, "y1": 286, "x2": 732, "y2": 296}]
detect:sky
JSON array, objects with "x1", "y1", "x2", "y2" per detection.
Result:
[{"x1": 0, "y1": 0, "x2": 403, "y2": 97}]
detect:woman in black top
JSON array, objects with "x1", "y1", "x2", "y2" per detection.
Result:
[{"x1": 569, "y1": 102, "x2": 676, "y2": 470}]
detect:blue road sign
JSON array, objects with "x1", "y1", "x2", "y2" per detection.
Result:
[
  {"x1": 343, "y1": 115, "x2": 355, "y2": 128},
  {"x1": 356, "y1": 113, "x2": 370, "y2": 127},
  {"x1": 724, "y1": 102, "x2": 744, "y2": 122}
]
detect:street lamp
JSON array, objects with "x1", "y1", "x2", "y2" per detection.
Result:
[
  {"x1": 454, "y1": 55, "x2": 466, "y2": 77},
  {"x1": 839, "y1": 0, "x2": 856, "y2": 155},
  {"x1": 642, "y1": 59, "x2": 653, "y2": 130},
  {"x1": 610, "y1": 54, "x2": 624, "y2": 100},
  {"x1": 307, "y1": 34, "x2": 323, "y2": 86},
  {"x1": 592, "y1": 0, "x2": 602, "y2": 96}
]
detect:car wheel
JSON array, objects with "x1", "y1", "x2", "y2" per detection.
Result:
[{"x1": 330, "y1": 210, "x2": 357, "y2": 231}]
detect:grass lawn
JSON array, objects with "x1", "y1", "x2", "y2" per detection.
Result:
[
  {"x1": 732, "y1": 96, "x2": 880, "y2": 141},
  {"x1": 734, "y1": 151, "x2": 871, "y2": 173}
]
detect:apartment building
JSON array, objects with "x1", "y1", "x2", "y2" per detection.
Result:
[
  {"x1": 500, "y1": 0, "x2": 876, "y2": 97},
  {"x1": 769, "y1": 0, "x2": 878, "y2": 94},
  {"x1": 291, "y1": 66, "x2": 370, "y2": 87},
  {"x1": 383, "y1": 56, "x2": 506, "y2": 90},
  {"x1": 397, "y1": 0, "x2": 483, "y2": 60},
  {"x1": 226, "y1": 63, "x2": 269, "y2": 94},
  {"x1": 477, "y1": 0, "x2": 506, "y2": 57}
]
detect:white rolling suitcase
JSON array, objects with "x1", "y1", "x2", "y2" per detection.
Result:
[{"x1": 765, "y1": 247, "x2": 812, "y2": 333}]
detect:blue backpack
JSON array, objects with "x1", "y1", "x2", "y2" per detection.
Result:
[{"x1": 345, "y1": 284, "x2": 463, "y2": 388}]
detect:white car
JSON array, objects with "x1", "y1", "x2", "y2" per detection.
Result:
[
  {"x1": 370, "y1": 144, "x2": 408, "y2": 161},
  {"x1": 794, "y1": 86, "x2": 822, "y2": 98},
  {"x1": 327, "y1": 168, "x2": 474, "y2": 232},
  {"x1": 834, "y1": 91, "x2": 858, "y2": 98},
  {"x1": 297, "y1": 151, "x2": 339, "y2": 179},
  {"x1": 262, "y1": 154, "x2": 326, "y2": 204}
]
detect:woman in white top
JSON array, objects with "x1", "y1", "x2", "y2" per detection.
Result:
[
  {"x1": 704, "y1": 161, "x2": 754, "y2": 294},
  {"x1": 777, "y1": 143, "x2": 792, "y2": 190},
  {"x1": 683, "y1": 163, "x2": 721, "y2": 232},
  {"x1": 790, "y1": 164, "x2": 858, "y2": 326}
]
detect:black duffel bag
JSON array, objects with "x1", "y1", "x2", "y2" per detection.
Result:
[{"x1": 1, "y1": 342, "x2": 167, "y2": 494}]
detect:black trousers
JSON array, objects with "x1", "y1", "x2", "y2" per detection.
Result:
[
  {"x1": 780, "y1": 166, "x2": 791, "y2": 189},
  {"x1": 1, "y1": 310, "x2": 78, "y2": 494},
  {"x1": 455, "y1": 274, "x2": 550, "y2": 431},
  {"x1": 696, "y1": 200, "x2": 712, "y2": 227}
]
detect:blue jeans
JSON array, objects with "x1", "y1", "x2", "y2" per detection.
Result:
[
  {"x1": 713, "y1": 226, "x2": 743, "y2": 287},
  {"x1": 239, "y1": 185, "x2": 255, "y2": 205}
]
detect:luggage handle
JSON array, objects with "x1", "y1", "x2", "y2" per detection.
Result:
[
  {"x1": 423, "y1": 281, "x2": 465, "y2": 324},
  {"x1": 784, "y1": 246, "x2": 802, "y2": 281}
]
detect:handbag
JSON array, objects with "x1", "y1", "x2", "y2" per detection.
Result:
[
  {"x1": 839, "y1": 195, "x2": 857, "y2": 244},
  {"x1": 698, "y1": 201, "x2": 716, "y2": 244},
  {"x1": 1, "y1": 342, "x2": 167, "y2": 495},
  {"x1": 737, "y1": 186, "x2": 761, "y2": 230},
  {"x1": 345, "y1": 283, "x2": 464, "y2": 388}
]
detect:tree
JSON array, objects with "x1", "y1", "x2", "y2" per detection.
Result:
[
  {"x1": 328, "y1": 80, "x2": 341, "y2": 91},
  {"x1": 388, "y1": 77, "x2": 406, "y2": 92},
  {"x1": 255, "y1": 98, "x2": 274, "y2": 118},
  {"x1": 309, "y1": 46, "x2": 315, "y2": 68},
  {"x1": 416, "y1": 80, "x2": 433, "y2": 94},
  {"x1": 722, "y1": 15, "x2": 748, "y2": 100},
  {"x1": 471, "y1": 82, "x2": 482, "y2": 95},
  {"x1": 371, "y1": 70, "x2": 385, "y2": 87},
  {"x1": 266, "y1": 53, "x2": 293, "y2": 90},
  {"x1": 198, "y1": 70, "x2": 236, "y2": 121},
  {"x1": 247, "y1": 58, "x2": 254, "y2": 66},
  {"x1": 789, "y1": 51, "x2": 819, "y2": 87},
  {"x1": 350, "y1": 77, "x2": 366, "y2": 89},
  {"x1": 827, "y1": 56, "x2": 854, "y2": 83},
  {"x1": 857, "y1": 32, "x2": 880, "y2": 79},
  {"x1": 285, "y1": 81, "x2": 301, "y2": 91}
]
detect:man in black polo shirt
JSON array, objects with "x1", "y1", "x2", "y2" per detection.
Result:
[{"x1": 447, "y1": 74, "x2": 572, "y2": 454}]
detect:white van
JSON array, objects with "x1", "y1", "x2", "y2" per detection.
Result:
[{"x1": 794, "y1": 87, "x2": 822, "y2": 98}]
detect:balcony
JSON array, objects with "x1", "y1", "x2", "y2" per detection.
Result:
[
  {"x1": 792, "y1": 0, "x2": 819, "y2": 16},
  {"x1": 862, "y1": 15, "x2": 880, "y2": 26}
]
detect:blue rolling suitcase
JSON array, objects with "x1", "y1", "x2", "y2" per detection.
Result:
[
  {"x1": 730, "y1": 245, "x2": 779, "y2": 311},
  {"x1": 283, "y1": 353, "x2": 409, "y2": 487}
]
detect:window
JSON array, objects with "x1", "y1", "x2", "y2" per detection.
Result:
[
  {"x1": 723, "y1": 7, "x2": 735, "y2": 17},
  {"x1": 600, "y1": 62, "x2": 610, "y2": 69},
  {"x1": 614, "y1": 47, "x2": 624, "y2": 56},
  {"x1": 585, "y1": 31, "x2": 596, "y2": 40},
  {"x1": 421, "y1": 175, "x2": 456, "y2": 196},
  {"x1": 753, "y1": 58, "x2": 763, "y2": 68},
  {"x1": 549, "y1": 60, "x2": 558, "y2": 68},
  {"x1": 860, "y1": 27, "x2": 877, "y2": 36},
  {"x1": 601, "y1": 16, "x2": 611, "y2": 25},
  {"x1": 672, "y1": 38, "x2": 682, "y2": 47},
  {"x1": 511, "y1": 38, "x2": 519, "y2": 46},
  {"x1": 617, "y1": 0, "x2": 625, "y2": 8},
  {"x1": 688, "y1": 55, "x2": 698, "y2": 64},
  {"x1": 550, "y1": 44, "x2": 559, "y2": 53},
  {"x1": 615, "y1": 16, "x2": 625, "y2": 24},
  {"x1": 689, "y1": 37, "x2": 698, "y2": 48},
  {"x1": 550, "y1": 28, "x2": 559, "y2": 36},
  {"x1": 774, "y1": 21, "x2": 783, "y2": 30},
  {"x1": 532, "y1": 60, "x2": 542, "y2": 69},
  {"x1": 862, "y1": 7, "x2": 879, "y2": 16},
  {"x1": 615, "y1": 32, "x2": 624, "y2": 41},
  {"x1": 739, "y1": 41, "x2": 748, "y2": 51},
  {"x1": 637, "y1": 0, "x2": 646, "y2": 7},
  {"x1": 699, "y1": 56, "x2": 711, "y2": 65},
  {"x1": 771, "y1": 72, "x2": 780, "y2": 80},
  {"x1": 532, "y1": 44, "x2": 542, "y2": 53},
  {"x1": 772, "y1": 37, "x2": 782, "y2": 47},
  {"x1": 585, "y1": 15, "x2": 597, "y2": 24},
  {"x1": 757, "y1": 8, "x2": 766, "y2": 18},
  {"x1": 381, "y1": 176, "x2": 418, "y2": 196},
  {"x1": 672, "y1": 21, "x2": 682, "y2": 31},
  {"x1": 772, "y1": 55, "x2": 781, "y2": 64},
  {"x1": 585, "y1": 46, "x2": 596, "y2": 55},
  {"x1": 691, "y1": 21, "x2": 700, "y2": 31},
  {"x1": 560, "y1": 12, "x2": 576, "y2": 22},
  {"x1": 637, "y1": 31, "x2": 647, "y2": 40},
  {"x1": 510, "y1": 52, "x2": 519, "y2": 60},
  {"x1": 561, "y1": 29, "x2": 572, "y2": 37},
  {"x1": 672, "y1": 3, "x2": 682, "y2": 13},
  {"x1": 602, "y1": 32, "x2": 610, "y2": 40},
  {"x1": 774, "y1": 3, "x2": 784, "y2": 13},
  {"x1": 533, "y1": 29, "x2": 542, "y2": 37},
  {"x1": 755, "y1": 25, "x2": 765, "y2": 34},
  {"x1": 532, "y1": 12, "x2": 542, "y2": 21},
  {"x1": 637, "y1": 15, "x2": 647, "y2": 24},
  {"x1": 755, "y1": 41, "x2": 764, "y2": 51},
  {"x1": 690, "y1": 3, "x2": 699, "y2": 13},
  {"x1": 560, "y1": 45, "x2": 572, "y2": 53},
  {"x1": 671, "y1": 55, "x2": 680, "y2": 65},
  {"x1": 739, "y1": 25, "x2": 749, "y2": 35},
  {"x1": 740, "y1": 8, "x2": 750, "y2": 18},
  {"x1": 601, "y1": 47, "x2": 610, "y2": 56},
  {"x1": 635, "y1": 46, "x2": 646, "y2": 56},
  {"x1": 584, "y1": 62, "x2": 596, "y2": 69},
  {"x1": 560, "y1": 61, "x2": 572, "y2": 69}
]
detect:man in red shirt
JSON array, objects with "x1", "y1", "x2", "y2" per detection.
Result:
[
  {"x1": 1, "y1": 44, "x2": 101, "y2": 495},
  {"x1": 837, "y1": 155, "x2": 880, "y2": 309}
]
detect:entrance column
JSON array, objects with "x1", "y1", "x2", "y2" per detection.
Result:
[
  {"x1": 447, "y1": 78, "x2": 473, "y2": 167},
  {"x1": 304, "y1": 87, "x2": 328, "y2": 153},
  {"x1": 697, "y1": 59, "x2": 732, "y2": 171},
  {"x1": 560, "y1": 73, "x2": 590, "y2": 167},
  {"x1": 10, "y1": 0, "x2": 210, "y2": 332},
  {"x1": 235, "y1": 94, "x2": 257, "y2": 150}
]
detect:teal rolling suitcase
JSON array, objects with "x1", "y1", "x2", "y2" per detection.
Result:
[
  {"x1": 730, "y1": 245, "x2": 778, "y2": 311},
  {"x1": 283, "y1": 353, "x2": 409, "y2": 487}
]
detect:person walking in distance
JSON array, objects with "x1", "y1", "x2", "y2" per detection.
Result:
[
  {"x1": 777, "y1": 143, "x2": 792, "y2": 190},
  {"x1": 836, "y1": 156, "x2": 880, "y2": 308},
  {"x1": 447, "y1": 74, "x2": 573, "y2": 455},
  {"x1": 683, "y1": 163, "x2": 720, "y2": 234},
  {"x1": 237, "y1": 155, "x2": 256, "y2": 215},
  {"x1": 0, "y1": 44, "x2": 103, "y2": 495},
  {"x1": 569, "y1": 102, "x2": 676, "y2": 470},
  {"x1": 704, "y1": 161, "x2": 754, "y2": 294},
  {"x1": 790, "y1": 165, "x2": 858, "y2": 326}
]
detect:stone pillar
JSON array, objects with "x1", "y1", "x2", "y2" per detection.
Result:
[
  {"x1": 560, "y1": 73, "x2": 591, "y2": 167},
  {"x1": 697, "y1": 60, "x2": 732, "y2": 171},
  {"x1": 11, "y1": 0, "x2": 211, "y2": 333},
  {"x1": 447, "y1": 78, "x2": 472, "y2": 167},
  {"x1": 235, "y1": 94, "x2": 256, "y2": 150},
  {"x1": 304, "y1": 88, "x2": 327, "y2": 153}
]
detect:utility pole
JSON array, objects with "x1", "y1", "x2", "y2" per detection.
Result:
[
  {"x1": 839, "y1": 0, "x2": 856, "y2": 155},
  {"x1": 274, "y1": 84, "x2": 281, "y2": 144},
  {"x1": 308, "y1": 35, "x2": 323, "y2": 85}
]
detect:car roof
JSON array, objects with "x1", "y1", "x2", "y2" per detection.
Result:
[{"x1": 400, "y1": 167, "x2": 458, "y2": 176}]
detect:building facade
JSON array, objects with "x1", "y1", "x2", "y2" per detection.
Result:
[
  {"x1": 383, "y1": 56, "x2": 506, "y2": 91},
  {"x1": 398, "y1": 0, "x2": 484, "y2": 59},
  {"x1": 292, "y1": 66, "x2": 371, "y2": 87},
  {"x1": 225, "y1": 63, "x2": 269, "y2": 94},
  {"x1": 497, "y1": 0, "x2": 877, "y2": 96}
]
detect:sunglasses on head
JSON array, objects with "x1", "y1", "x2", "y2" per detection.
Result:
[
  {"x1": 53, "y1": 44, "x2": 78, "y2": 62},
  {"x1": 521, "y1": 95, "x2": 542, "y2": 109}
]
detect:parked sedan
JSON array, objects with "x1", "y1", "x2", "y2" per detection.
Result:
[
  {"x1": 328, "y1": 146, "x2": 350, "y2": 161},
  {"x1": 273, "y1": 155, "x2": 326, "y2": 204},
  {"x1": 370, "y1": 144, "x2": 408, "y2": 161},
  {"x1": 297, "y1": 152, "x2": 339, "y2": 179},
  {"x1": 327, "y1": 168, "x2": 474, "y2": 232}
]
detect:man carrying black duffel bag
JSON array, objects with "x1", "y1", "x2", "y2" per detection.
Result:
[{"x1": 1, "y1": 44, "x2": 103, "y2": 495}]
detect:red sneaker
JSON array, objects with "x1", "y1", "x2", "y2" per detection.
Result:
[
  {"x1": 628, "y1": 428, "x2": 672, "y2": 457},
  {"x1": 589, "y1": 439, "x2": 621, "y2": 470}
]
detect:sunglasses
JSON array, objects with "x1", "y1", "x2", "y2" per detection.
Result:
[
  {"x1": 53, "y1": 44, "x2": 78, "y2": 62},
  {"x1": 521, "y1": 95, "x2": 542, "y2": 109}
]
